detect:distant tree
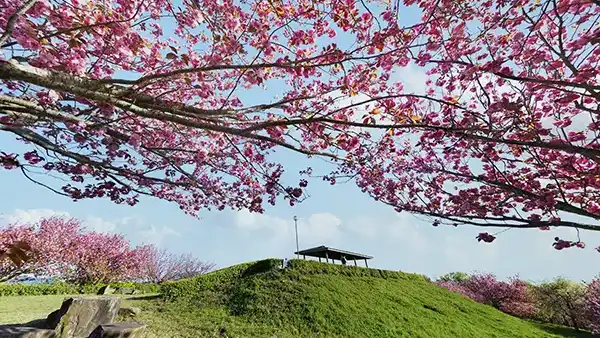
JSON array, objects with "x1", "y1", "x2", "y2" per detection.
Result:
[
  {"x1": 142, "y1": 247, "x2": 214, "y2": 283},
  {"x1": 531, "y1": 278, "x2": 588, "y2": 331},
  {"x1": 66, "y1": 232, "x2": 153, "y2": 284},
  {"x1": 584, "y1": 279, "x2": 600, "y2": 334},
  {"x1": 1, "y1": 216, "x2": 153, "y2": 283},
  {"x1": 0, "y1": 217, "x2": 81, "y2": 282},
  {"x1": 438, "y1": 272, "x2": 469, "y2": 283},
  {"x1": 438, "y1": 273, "x2": 536, "y2": 318}
]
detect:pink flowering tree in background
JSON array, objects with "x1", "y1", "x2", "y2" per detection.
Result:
[
  {"x1": 0, "y1": 0, "x2": 599, "y2": 250},
  {"x1": 66, "y1": 232, "x2": 154, "y2": 284},
  {"x1": 0, "y1": 217, "x2": 82, "y2": 282},
  {"x1": 142, "y1": 247, "x2": 215, "y2": 283},
  {"x1": 0, "y1": 216, "x2": 157, "y2": 283},
  {"x1": 585, "y1": 279, "x2": 600, "y2": 334},
  {"x1": 438, "y1": 273, "x2": 536, "y2": 318}
]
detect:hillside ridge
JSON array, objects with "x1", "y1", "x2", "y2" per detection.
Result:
[{"x1": 157, "y1": 259, "x2": 572, "y2": 337}]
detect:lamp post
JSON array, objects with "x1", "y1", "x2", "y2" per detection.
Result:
[{"x1": 293, "y1": 216, "x2": 299, "y2": 259}]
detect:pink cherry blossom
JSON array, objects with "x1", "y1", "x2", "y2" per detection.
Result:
[
  {"x1": 0, "y1": 0, "x2": 598, "y2": 251},
  {"x1": 1, "y1": 216, "x2": 154, "y2": 283}
]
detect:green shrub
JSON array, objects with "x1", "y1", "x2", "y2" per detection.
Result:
[
  {"x1": 0, "y1": 281, "x2": 159, "y2": 296},
  {"x1": 0, "y1": 282, "x2": 76, "y2": 296}
]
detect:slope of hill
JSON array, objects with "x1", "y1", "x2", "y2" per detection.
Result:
[{"x1": 145, "y1": 259, "x2": 584, "y2": 338}]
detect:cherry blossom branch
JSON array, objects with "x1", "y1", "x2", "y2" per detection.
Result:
[{"x1": 0, "y1": 0, "x2": 38, "y2": 47}]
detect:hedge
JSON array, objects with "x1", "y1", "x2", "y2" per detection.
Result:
[
  {"x1": 285, "y1": 259, "x2": 428, "y2": 282},
  {"x1": 0, "y1": 281, "x2": 160, "y2": 296}
]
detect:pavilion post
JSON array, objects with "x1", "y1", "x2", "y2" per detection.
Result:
[
  {"x1": 364, "y1": 259, "x2": 369, "y2": 268},
  {"x1": 303, "y1": 255, "x2": 306, "y2": 260},
  {"x1": 353, "y1": 259, "x2": 357, "y2": 266},
  {"x1": 325, "y1": 252, "x2": 329, "y2": 263},
  {"x1": 319, "y1": 257, "x2": 321, "y2": 262}
]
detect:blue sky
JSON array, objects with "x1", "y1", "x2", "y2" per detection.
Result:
[{"x1": 1, "y1": 1, "x2": 598, "y2": 284}]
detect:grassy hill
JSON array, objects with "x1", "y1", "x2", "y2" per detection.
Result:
[
  {"x1": 1, "y1": 259, "x2": 591, "y2": 337},
  {"x1": 135, "y1": 258, "x2": 589, "y2": 338}
]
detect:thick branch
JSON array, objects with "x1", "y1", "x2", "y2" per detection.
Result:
[{"x1": 241, "y1": 116, "x2": 600, "y2": 161}]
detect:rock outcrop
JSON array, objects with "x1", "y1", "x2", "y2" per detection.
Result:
[
  {"x1": 46, "y1": 296, "x2": 121, "y2": 338},
  {"x1": 117, "y1": 307, "x2": 141, "y2": 318},
  {"x1": 0, "y1": 325, "x2": 57, "y2": 338},
  {"x1": 88, "y1": 323, "x2": 147, "y2": 338}
]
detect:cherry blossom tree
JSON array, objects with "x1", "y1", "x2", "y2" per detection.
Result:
[
  {"x1": 67, "y1": 232, "x2": 154, "y2": 284},
  {"x1": 0, "y1": 217, "x2": 82, "y2": 282},
  {"x1": 585, "y1": 279, "x2": 600, "y2": 334},
  {"x1": 438, "y1": 273, "x2": 536, "y2": 318},
  {"x1": 343, "y1": 0, "x2": 600, "y2": 248},
  {"x1": 1, "y1": 0, "x2": 599, "y2": 250},
  {"x1": 141, "y1": 247, "x2": 215, "y2": 283},
  {"x1": 0, "y1": 216, "x2": 153, "y2": 283},
  {"x1": 0, "y1": 0, "x2": 408, "y2": 214}
]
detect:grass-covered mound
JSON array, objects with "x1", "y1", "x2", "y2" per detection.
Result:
[{"x1": 151, "y1": 259, "x2": 586, "y2": 338}]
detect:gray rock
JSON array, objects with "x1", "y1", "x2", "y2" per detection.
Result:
[
  {"x1": 88, "y1": 323, "x2": 147, "y2": 338},
  {"x1": 0, "y1": 325, "x2": 56, "y2": 338},
  {"x1": 96, "y1": 286, "x2": 115, "y2": 295},
  {"x1": 117, "y1": 307, "x2": 141, "y2": 318},
  {"x1": 45, "y1": 296, "x2": 121, "y2": 338}
]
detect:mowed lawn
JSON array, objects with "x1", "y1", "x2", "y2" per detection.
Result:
[
  {"x1": 0, "y1": 294, "x2": 149, "y2": 324},
  {"x1": 2, "y1": 258, "x2": 598, "y2": 338},
  {"x1": 1, "y1": 293, "x2": 597, "y2": 338},
  {"x1": 0, "y1": 294, "x2": 299, "y2": 338}
]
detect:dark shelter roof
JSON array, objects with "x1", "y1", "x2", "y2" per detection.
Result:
[{"x1": 294, "y1": 245, "x2": 373, "y2": 261}]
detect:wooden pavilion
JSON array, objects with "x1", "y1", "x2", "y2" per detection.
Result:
[{"x1": 294, "y1": 245, "x2": 373, "y2": 267}]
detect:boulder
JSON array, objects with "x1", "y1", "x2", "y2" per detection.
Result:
[
  {"x1": 117, "y1": 307, "x2": 141, "y2": 318},
  {"x1": 0, "y1": 325, "x2": 56, "y2": 338},
  {"x1": 45, "y1": 296, "x2": 121, "y2": 338},
  {"x1": 88, "y1": 323, "x2": 147, "y2": 338},
  {"x1": 96, "y1": 286, "x2": 115, "y2": 295}
]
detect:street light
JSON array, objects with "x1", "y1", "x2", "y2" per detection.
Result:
[{"x1": 293, "y1": 215, "x2": 299, "y2": 259}]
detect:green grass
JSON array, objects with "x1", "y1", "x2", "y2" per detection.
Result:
[
  {"x1": 1, "y1": 259, "x2": 596, "y2": 337},
  {"x1": 0, "y1": 294, "x2": 149, "y2": 324}
]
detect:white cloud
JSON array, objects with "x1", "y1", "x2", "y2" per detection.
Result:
[
  {"x1": 107, "y1": 214, "x2": 181, "y2": 246},
  {"x1": 0, "y1": 208, "x2": 180, "y2": 248},
  {"x1": 346, "y1": 211, "x2": 429, "y2": 251},
  {"x1": 233, "y1": 210, "x2": 341, "y2": 249},
  {"x1": 0, "y1": 208, "x2": 70, "y2": 225},
  {"x1": 137, "y1": 224, "x2": 181, "y2": 247},
  {"x1": 84, "y1": 216, "x2": 117, "y2": 233},
  {"x1": 391, "y1": 62, "x2": 428, "y2": 95}
]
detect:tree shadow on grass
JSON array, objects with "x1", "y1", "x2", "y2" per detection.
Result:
[
  {"x1": 124, "y1": 294, "x2": 162, "y2": 301},
  {"x1": 531, "y1": 322, "x2": 598, "y2": 337},
  {"x1": 0, "y1": 318, "x2": 50, "y2": 333}
]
